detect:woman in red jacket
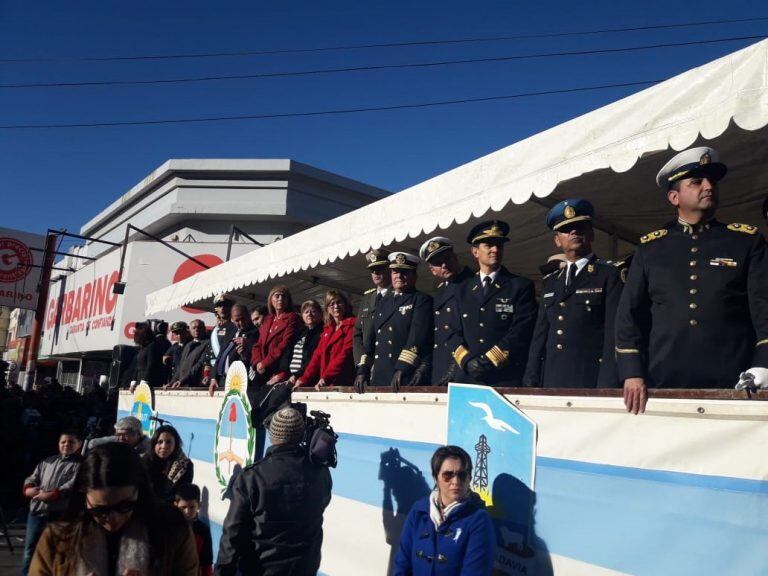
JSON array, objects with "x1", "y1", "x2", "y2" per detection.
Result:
[
  {"x1": 250, "y1": 285, "x2": 303, "y2": 385},
  {"x1": 294, "y1": 290, "x2": 356, "y2": 390}
]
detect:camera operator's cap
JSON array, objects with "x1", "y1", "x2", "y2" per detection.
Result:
[
  {"x1": 656, "y1": 146, "x2": 728, "y2": 189},
  {"x1": 467, "y1": 220, "x2": 510, "y2": 245},
  {"x1": 170, "y1": 321, "x2": 188, "y2": 333},
  {"x1": 419, "y1": 236, "x2": 453, "y2": 263},
  {"x1": 365, "y1": 248, "x2": 390, "y2": 269},
  {"x1": 115, "y1": 416, "x2": 142, "y2": 434},
  {"x1": 213, "y1": 294, "x2": 233, "y2": 307},
  {"x1": 268, "y1": 407, "x2": 306, "y2": 445},
  {"x1": 546, "y1": 199, "x2": 594, "y2": 231},
  {"x1": 388, "y1": 251, "x2": 420, "y2": 270}
]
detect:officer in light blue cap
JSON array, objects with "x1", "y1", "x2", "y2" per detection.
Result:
[{"x1": 523, "y1": 199, "x2": 624, "y2": 389}]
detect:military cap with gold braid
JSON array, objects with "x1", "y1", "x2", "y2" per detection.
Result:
[
  {"x1": 656, "y1": 146, "x2": 727, "y2": 189},
  {"x1": 388, "y1": 251, "x2": 420, "y2": 270},
  {"x1": 365, "y1": 248, "x2": 390, "y2": 269},
  {"x1": 419, "y1": 236, "x2": 453, "y2": 262},
  {"x1": 546, "y1": 199, "x2": 594, "y2": 231},
  {"x1": 467, "y1": 220, "x2": 510, "y2": 245}
]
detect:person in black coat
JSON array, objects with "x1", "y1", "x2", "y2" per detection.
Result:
[
  {"x1": 210, "y1": 295, "x2": 238, "y2": 371},
  {"x1": 169, "y1": 319, "x2": 210, "y2": 388},
  {"x1": 355, "y1": 252, "x2": 434, "y2": 392},
  {"x1": 616, "y1": 147, "x2": 768, "y2": 414},
  {"x1": 447, "y1": 220, "x2": 538, "y2": 387},
  {"x1": 131, "y1": 321, "x2": 170, "y2": 390},
  {"x1": 352, "y1": 249, "x2": 392, "y2": 365},
  {"x1": 416, "y1": 236, "x2": 473, "y2": 386},
  {"x1": 524, "y1": 200, "x2": 623, "y2": 389},
  {"x1": 215, "y1": 407, "x2": 332, "y2": 576},
  {"x1": 212, "y1": 304, "x2": 258, "y2": 389},
  {"x1": 281, "y1": 300, "x2": 323, "y2": 385}
]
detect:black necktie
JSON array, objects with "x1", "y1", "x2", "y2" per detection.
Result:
[
  {"x1": 566, "y1": 263, "x2": 577, "y2": 286},
  {"x1": 482, "y1": 276, "x2": 492, "y2": 297},
  {"x1": 375, "y1": 292, "x2": 382, "y2": 305}
]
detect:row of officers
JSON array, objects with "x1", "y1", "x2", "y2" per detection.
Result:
[{"x1": 352, "y1": 146, "x2": 768, "y2": 414}]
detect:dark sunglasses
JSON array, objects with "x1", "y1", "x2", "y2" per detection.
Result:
[
  {"x1": 86, "y1": 497, "x2": 138, "y2": 520},
  {"x1": 440, "y1": 470, "x2": 469, "y2": 482}
]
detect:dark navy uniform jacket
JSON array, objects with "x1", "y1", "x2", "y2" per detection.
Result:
[
  {"x1": 615, "y1": 219, "x2": 768, "y2": 388},
  {"x1": 447, "y1": 267, "x2": 537, "y2": 387},
  {"x1": 429, "y1": 267, "x2": 473, "y2": 385},
  {"x1": 353, "y1": 288, "x2": 381, "y2": 366},
  {"x1": 523, "y1": 255, "x2": 623, "y2": 388},
  {"x1": 358, "y1": 290, "x2": 434, "y2": 386}
]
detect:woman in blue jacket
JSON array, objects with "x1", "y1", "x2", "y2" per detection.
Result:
[{"x1": 394, "y1": 445, "x2": 496, "y2": 576}]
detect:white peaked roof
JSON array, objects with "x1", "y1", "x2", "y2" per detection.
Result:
[{"x1": 146, "y1": 39, "x2": 768, "y2": 314}]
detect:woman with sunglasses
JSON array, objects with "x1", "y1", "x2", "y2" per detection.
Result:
[
  {"x1": 144, "y1": 425, "x2": 194, "y2": 503},
  {"x1": 29, "y1": 441, "x2": 198, "y2": 575},
  {"x1": 393, "y1": 445, "x2": 496, "y2": 576},
  {"x1": 293, "y1": 291, "x2": 356, "y2": 390}
]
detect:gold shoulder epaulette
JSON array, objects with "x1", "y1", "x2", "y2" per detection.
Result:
[
  {"x1": 727, "y1": 223, "x2": 758, "y2": 235},
  {"x1": 364, "y1": 287, "x2": 376, "y2": 294},
  {"x1": 640, "y1": 229, "x2": 668, "y2": 244}
]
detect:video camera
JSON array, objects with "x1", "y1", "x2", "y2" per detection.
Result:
[
  {"x1": 255, "y1": 382, "x2": 339, "y2": 468},
  {"x1": 292, "y1": 403, "x2": 339, "y2": 468}
]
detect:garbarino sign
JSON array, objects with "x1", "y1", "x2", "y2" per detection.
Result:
[
  {"x1": 40, "y1": 241, "x2": 251, "y2": 357},
  {"x1": 0, "y1": 226, "x2": 46, "y2": 311}
]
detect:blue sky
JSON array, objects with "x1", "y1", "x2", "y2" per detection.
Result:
[{"x1": 1, "y1": 1, "x2": 765, "y2": 238}]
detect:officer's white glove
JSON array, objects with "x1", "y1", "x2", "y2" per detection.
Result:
[{"x1": 735, "y1": 367, "x2": 768, "y2": 390}]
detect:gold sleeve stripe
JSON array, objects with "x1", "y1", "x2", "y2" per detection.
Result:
[
  {"x1": 453, "y1": 345, "x2": 470, "y2": 366},
  {"x1": 398, "y1": 349, "x2": 419, "y2": 365},
  {"x1": 485, "y1": 346, "x2": 509, "y2": 368},
  {"x1": 756, "y1": 339, "x2": 768, "y2": 348},
  {"x1": 357, "y1": 354, "x2": 371, "y2": 367},
  {"x1": 615, "y1": 347, "x2": 640, "y2": 354}
]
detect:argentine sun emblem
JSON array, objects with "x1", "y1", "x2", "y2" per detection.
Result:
[
  {"x1": 131, "y1": 382, "x2": 155, "y2": 436},
  {"x1": 214, "y1": 361, "x2": 255, "y2": 491}
]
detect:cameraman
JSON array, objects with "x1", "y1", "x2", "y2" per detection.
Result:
[{"x1": 215, "y1": 407, "x2": 332, "y2": 576}]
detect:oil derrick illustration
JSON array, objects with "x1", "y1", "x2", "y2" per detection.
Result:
[{"x1": 473, "y1": 434, "x2": 491, "y2": 491}]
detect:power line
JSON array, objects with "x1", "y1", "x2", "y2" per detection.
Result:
[
  {"x1": 0, "y1": 34, "x2": 761, "y2": 90},
  {"x1": 0, "y1": 78, "x2": 663, "y2": 130},
  {"x1": 1, "y1": 16, "x2": 767, "y2": 64}
]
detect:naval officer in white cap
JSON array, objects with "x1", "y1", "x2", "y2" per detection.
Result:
[{"x1": 615, "y1": 146, "x2": 768, "y2": 413}]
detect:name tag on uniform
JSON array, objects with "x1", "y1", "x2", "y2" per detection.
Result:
[
  {"x1": 710, "y1": 258, "x2": 738, "y2": 268},
  {"x1": 543, "y1": 292, "x2": 555, "y2": 298},
  {"x1": 398, "y1": 304, "x2": 413, "y2": 315},
  {"x1": 575, "y1": 288, "x2": 603, "y2": 294}
]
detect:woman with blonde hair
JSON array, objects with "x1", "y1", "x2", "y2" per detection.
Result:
[
  {"x1": 294, "y1": 291, "x2": 357, "y2": 390},
  {"x1": 250, "y1": 285, "x2": 302, "y2": 385}
]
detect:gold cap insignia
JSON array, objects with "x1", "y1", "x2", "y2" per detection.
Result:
[
  {"x1": 700, "y1": 153, "x2": 711, "y2": 165},
  {"x1": 427, "y1": 240, "x2": 440, "y2": 253},
  {"x1": 564, "y1": 205, "x2": 576, "y2": 219},
  {"x1": 396, "y1": 253, "x2": 406, "y2": 264},
  {"x1": 367, "y1": 252, "x2": 378, "y2": 263}
]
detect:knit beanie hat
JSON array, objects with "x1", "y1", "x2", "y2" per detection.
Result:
[{"x1": 268, "y1": 407, "x2": 305, "y2": 446}]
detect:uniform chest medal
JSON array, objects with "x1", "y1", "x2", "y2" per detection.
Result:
[
  {"x1": 398, "y1": 303, "x2": 413, "y2": 315},
  {"x1": 495, "y1": 298, "x2": 514, "y2": 314},
  {"x1": 710, "y1": 257, "x2": 738, "y2": 268}
]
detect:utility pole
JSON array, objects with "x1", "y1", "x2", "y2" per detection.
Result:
[{"x1": 23, "y1": 232, "x2": 58, "y2": 391}]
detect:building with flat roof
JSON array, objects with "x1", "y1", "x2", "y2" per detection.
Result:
[{"x1": 33, "y1": 159, "x2": 387, "y2": 390}]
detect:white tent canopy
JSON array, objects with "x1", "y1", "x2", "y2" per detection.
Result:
[{"x1": 146, "y1": 39, "x2": 768, "y2": 314}]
